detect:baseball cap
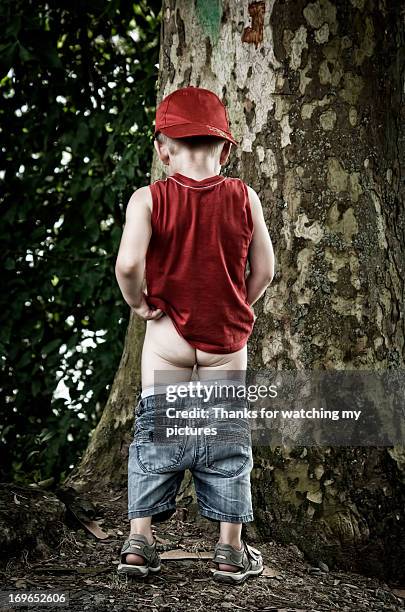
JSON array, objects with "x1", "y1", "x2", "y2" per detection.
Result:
[{"x1": 154, "y1": 86, "x2": 238, "y2": 146}]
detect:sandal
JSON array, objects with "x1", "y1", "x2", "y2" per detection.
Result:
[
  {"x1": 117, "y1": 534, "x2": 161, "y2": 577},
  {"x1": 212, "y1": 540, "x2": 263, "y2": 584}
]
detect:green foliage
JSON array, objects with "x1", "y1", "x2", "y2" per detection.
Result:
[{"x1": 0, "y1": 0, "x2": 161, "y2": 484}]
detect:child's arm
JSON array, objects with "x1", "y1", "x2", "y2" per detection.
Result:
[
  {"x1": 115, "y1": 186, "x2": 163, "y2": 320},
  {"x1": 245, "y1": 186, "x2": 275, "y2": 306}
]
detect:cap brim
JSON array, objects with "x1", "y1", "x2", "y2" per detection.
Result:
[{"x1": 156, "y1": 123, "x2": 238, "y2": 146}]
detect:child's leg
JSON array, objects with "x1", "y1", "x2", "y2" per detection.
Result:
[
  {"x1": 126, "y1": 517, "x2": 154, "y2": 566},
  {"x1": 219, "y1": 522, "x2": 242, "y2": 547},
  {"x1": 196, "y1": 347, "x2": 249, "y2": 572},
  {"x1": 217, "y1": 522, "x2": 243, "y2": 572},
  {"x1": 127, "y1": 316, "x2": 195, "y2": 565}
]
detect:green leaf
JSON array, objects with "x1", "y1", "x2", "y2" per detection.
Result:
[
  {"x1": 18, "y1": 44, "x2": 33, "y2": 62},
  {"x1": 42, "y1": 339, "x2": 61, "y2": 355},
  {"x1": 4, "y1": 257, "x2": 15, "y2": 270},
  {"x1": 31, "y1": 379, "x2": 41, "y2": 397},
  {"x1": 1, "y1": 0, "x2": 160, "y2": 485}
]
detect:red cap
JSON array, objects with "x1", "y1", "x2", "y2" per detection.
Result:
[{"x1": 154, "y1": 86, "x2": 238, "y2": 146}]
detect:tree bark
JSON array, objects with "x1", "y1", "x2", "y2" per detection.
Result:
[{"x1": 66, "y1": 0, "x2": 405, "y2": 582}]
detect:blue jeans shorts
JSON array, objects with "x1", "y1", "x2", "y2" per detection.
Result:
[{"x1": 128, "y1": 389, "x2": 254, "y2": 523}]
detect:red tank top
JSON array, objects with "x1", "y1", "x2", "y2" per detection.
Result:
[{"x1": 146, "y1": 172, "x2": 255, "y2": 354}]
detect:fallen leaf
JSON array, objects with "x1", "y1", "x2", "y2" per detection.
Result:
[
  {"x1": 15, "y1": 580, "x2": 27, "y2": 588},
  {"x1": 32, "y1": 565, "x2": 111, "y2": 575},
  {"x1": 12, "y1": 490, "x2": 29, "y2": 498},
  {"x1": 110, "y1": 493, "x2": 122, "y2": 502},
  {"x1": 262, "y1": 565, "x2": 279, "y2": 578},
  {"x1": 79, "y1": 519, "x2": 109, "y2": 540},
  {"x1": 160, "y1": 549, "x2": 213, "y2": 560},
  {"x1": 36, "y1": 477, "x2": 55, "y2": 489},
  {"x1": 13, "y1": 494, "x2": 21, "y2": 505},
  {"x1": 155, "y1": 536, "x2": 175, "y2": 545},
  {"x1": 157, "y1": 533, "x2": 181, "y2": 542}
]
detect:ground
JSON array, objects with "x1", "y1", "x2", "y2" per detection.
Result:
[{"x1": 1, "y1": 490, "x2": 404, "y2": 612}]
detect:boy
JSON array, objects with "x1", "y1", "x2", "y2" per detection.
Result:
[{"x1": 115, "y1": 86, "x2": 274, "y2": 583}]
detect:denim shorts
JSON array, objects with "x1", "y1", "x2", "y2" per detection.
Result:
[{"x1": 128, "y1": 389, "x2": 254, "y2": 523}]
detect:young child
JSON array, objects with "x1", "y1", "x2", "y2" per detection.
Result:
[{"x1": 115, "y1": 86, "x2": 274, "y2": 583}]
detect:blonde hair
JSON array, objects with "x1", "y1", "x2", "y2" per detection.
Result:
[{"x1": 155, "y1": 131, "x2": 227, "y2": 157}]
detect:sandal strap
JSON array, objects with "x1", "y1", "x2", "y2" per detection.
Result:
[
  {"x1": 245, "y1": 543, "x2": 262, "y2": 563},
  {"x1": 213, "y1": 543, "x2": 245, "y2": 569},
  {"x1": 213, "y1": 541, "x2": 263, "y2": 571},
  {"x1": 120, "y1": 535, "x2": 157, "y2": 563}
]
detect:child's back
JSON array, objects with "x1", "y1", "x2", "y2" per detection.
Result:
[{"x1": 147, "y1": 171, "x2": 255, "y2": 353}]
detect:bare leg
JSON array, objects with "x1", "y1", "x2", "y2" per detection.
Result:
[
  {"x1": 216, "y1": 522, "x2": 243, "y2": 571},
  {"x1": 219, "y1": 521, "x2": 242, "y2": 548},
  {"x1": 124, "y1": 517, "x2": 154, "y2": 565}
]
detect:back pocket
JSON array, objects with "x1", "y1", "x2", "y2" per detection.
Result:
[
  {"x1": 135, "y1": 425, "x2": 186, "y2": 474},
  {"x1": 206, "y1": 420, "x2": 252, "y2": 477}
]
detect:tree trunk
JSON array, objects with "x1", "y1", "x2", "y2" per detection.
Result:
[{"x1": 66, "y1": 0, "x2": 405, "y2": 582}]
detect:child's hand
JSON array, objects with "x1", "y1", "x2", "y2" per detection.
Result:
[{"x1": 131, "y1": 293, "x2": 164, "y2": 321}]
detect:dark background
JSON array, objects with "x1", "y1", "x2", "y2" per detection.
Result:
[{"x1": 0, "y1": 0, "x2": 161, "y2": 484}]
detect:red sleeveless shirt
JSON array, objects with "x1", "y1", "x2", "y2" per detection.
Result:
[{"x1": 146, "y1": 172, "x2": 255, "y2": 354}]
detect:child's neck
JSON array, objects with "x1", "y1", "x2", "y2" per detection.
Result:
[{"x1": 169, "y1": 158, "x2": 221, "y2": 181}]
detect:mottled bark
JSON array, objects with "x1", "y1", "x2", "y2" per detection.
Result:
[{"x1": 66, "y1": 0, "x2": 405, "y2": 582}]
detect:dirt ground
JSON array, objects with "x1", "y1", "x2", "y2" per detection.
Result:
[{"x1": 1, "y1": 490, "x2": 404, "y2": 612}]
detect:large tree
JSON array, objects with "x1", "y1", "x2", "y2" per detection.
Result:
[{"x1": 66, "y1": 0, "x2": 405, "y2": 582}]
